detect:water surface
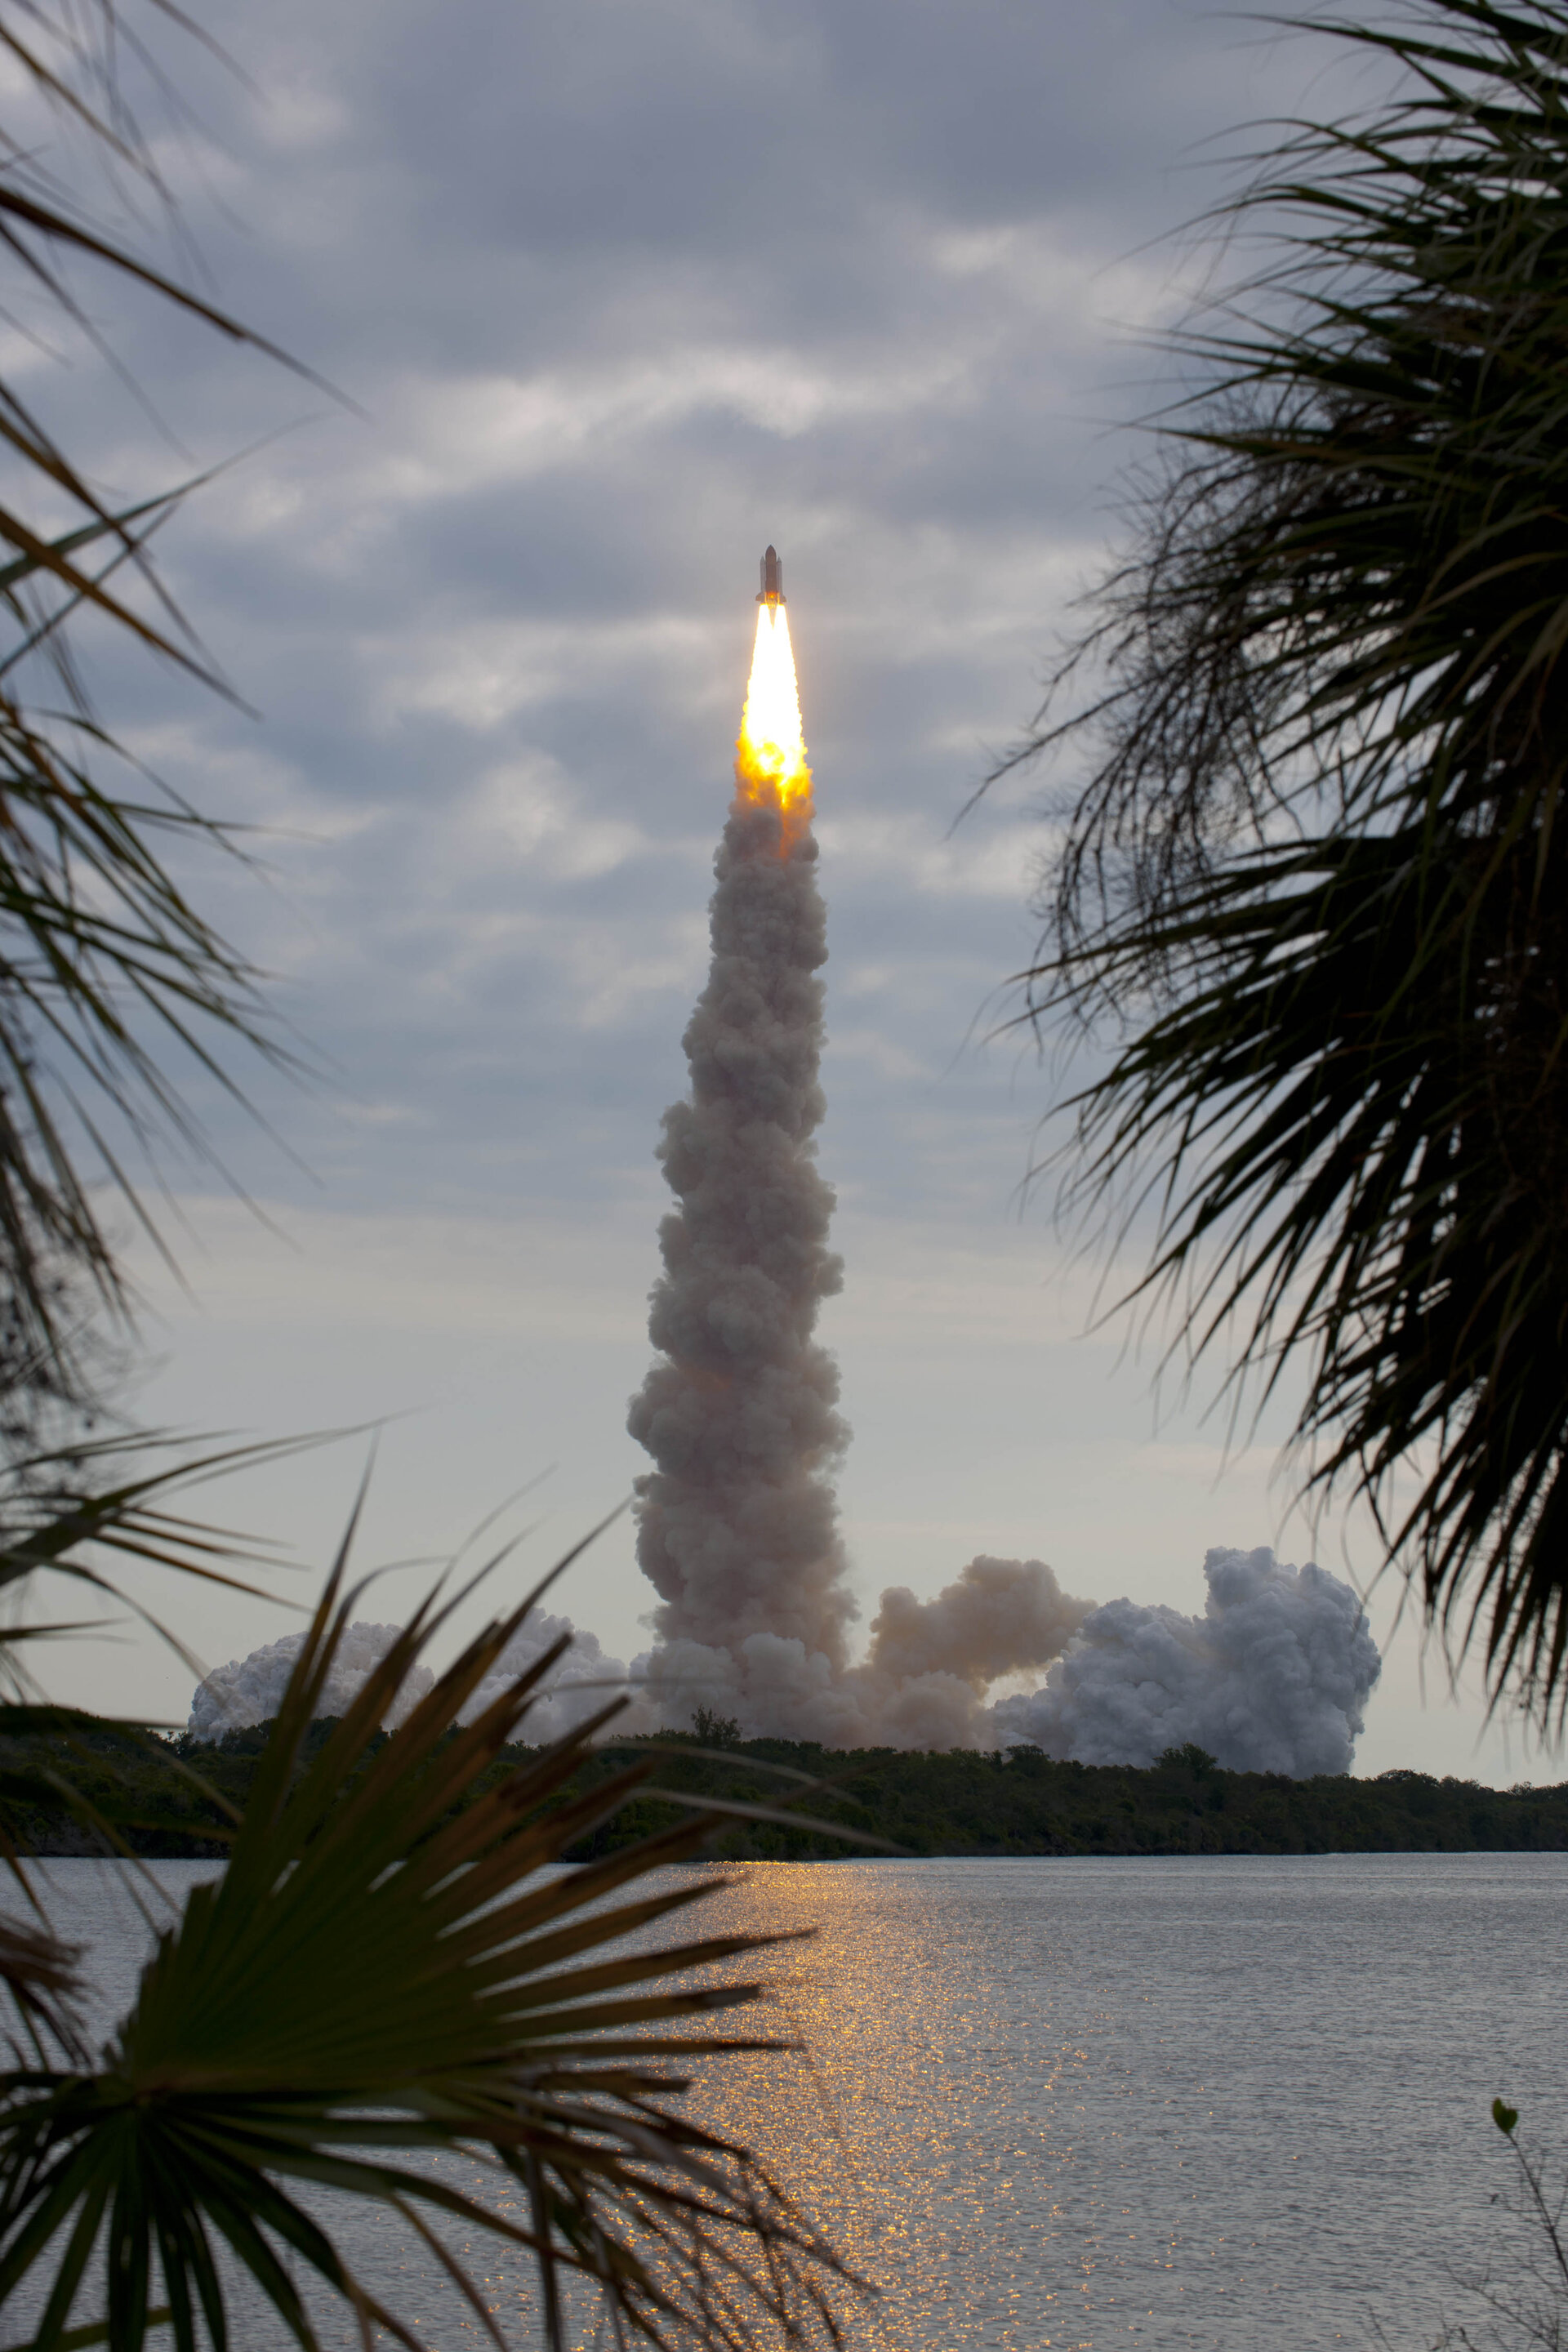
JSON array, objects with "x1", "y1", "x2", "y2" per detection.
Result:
[{"x1": 11, "y1": 1851, "x2": 1565, "y2": 2349}]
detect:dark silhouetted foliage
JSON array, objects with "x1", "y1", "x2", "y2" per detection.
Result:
[
  {"x1": 1002, "y1": 0, "x2": 1568, "y2": 1728},
  {"x1": 14, "y1": 1722, "x2": 1568, "y2": 1861}
]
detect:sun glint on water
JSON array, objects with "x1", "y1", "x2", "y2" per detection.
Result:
[{"x1": 737, "y1": 602, "x2": 812, "y2": 832}]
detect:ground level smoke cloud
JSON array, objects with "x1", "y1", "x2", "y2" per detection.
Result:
[
  {"x1": 188, "y1": 1623, "x2": 435, "y2": 1741},
  {"x1": 189, "y1": 1610, "x2": 628, "y2": 1745},
  {"x1": 189, "y1": 1547, "x2": 1379, "y2": 1775},
  {"x1": 452, "y1": 1611, "x2": 628, "y2": 1745},
  {"x1": 991, "y1": 1548, "x2": 1381, "y2": 1776},
  {"x1": 626, "y1": 1552, "x2": 1089, "y2": 1749}
]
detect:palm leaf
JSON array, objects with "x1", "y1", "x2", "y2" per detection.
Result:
[
  {"x1": 0, "y1": 1530, "x2": 861, "y2": 2352},
  {"x1": 0, "y1": 3, "x2": 336, "y2": 1386},
  {"x1": 999, "y1": 0, "x2": 1568, "y2": 1724},
  {"x1": 0, "y1": 1429, "x2": 368, "y2": 2063},
  {"x1": 0, "y1": 479, "x2": 215, "y2": 600}
]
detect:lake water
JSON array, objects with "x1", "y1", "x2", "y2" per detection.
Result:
[{"x1": 9, "y1": 1852, "x2": 1567, "y2": 2350}]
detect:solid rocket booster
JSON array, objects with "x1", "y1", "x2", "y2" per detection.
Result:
[{"x1": 758, "y1": 544, "x2": 784, "y2": 609}]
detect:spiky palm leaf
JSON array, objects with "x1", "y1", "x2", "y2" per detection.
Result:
[
  {"x1": 1003, "y1": 0, "x2": 1568, "y2": 1719},
  {"x1": 0, "y1": 1, "x2": 325, "y2": 1381},
  {"x1": 0, "y1": 1429, "x2": 359, "y2": 2072},
  {"x1": 0, "y1": 87, "x2": 345, "y2": 2166},
  {"x1": 0, "y1": 1431, "x2": 365, "y2": 1693},
  {"x1": 0, "y1": 1535, "x2": 859, "y2": 2352}
]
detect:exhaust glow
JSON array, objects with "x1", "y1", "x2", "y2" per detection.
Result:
[{"x1": 737, "y1": 602, "x2": 812, "y2": 838}]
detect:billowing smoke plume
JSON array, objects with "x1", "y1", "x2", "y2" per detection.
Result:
[
  {"x1": 626, "y1": 710, "x2": 859, "y2": 1740},
  {"x1": 618, "y1": 604, "x2": 1381, "y2": 1766},
  {"x1": 621, "y1": 605, "x2": 1088, "y2": 1745},
  {"x1": 188, "y1": 1611, "x2": 628, "y2": 1747},
  {"x1": 853, "y1": 1555, "x2": 1092, "y2": 1749},
  {"x1": 991, "y1": 1547, "x2": 1381, "y2": 1776},
  {"x1": 188, "y1": 1546, "x2": 1378, "y2": 1773},
  {"x1": 188, "y1": 1622, "x2": 434, "y2": 1742},
  {"x1": 630, "y1": 1548, "x2": 1089, "y2": 1750}
]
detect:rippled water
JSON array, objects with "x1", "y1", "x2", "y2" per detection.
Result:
[{"x1": 11, "y1": 1852, "x2": 1568, "y2": 2349}]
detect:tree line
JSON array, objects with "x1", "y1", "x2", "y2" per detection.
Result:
[{"x1": 10, "y1": 1718, "x2": 1564, "y2": 1863}]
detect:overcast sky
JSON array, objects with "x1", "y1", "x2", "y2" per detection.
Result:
[{"x1": 15, "y1": 0, "x2": 1537, "y2": 1780}]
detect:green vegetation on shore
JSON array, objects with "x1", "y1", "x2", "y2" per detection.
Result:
[{"x1": 9, "y1": 1718, "x2": 1566, "y2": 1862}]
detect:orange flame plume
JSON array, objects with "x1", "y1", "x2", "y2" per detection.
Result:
[{"x1": 737, "y1": 601, "x2": 812, "y2": 847}]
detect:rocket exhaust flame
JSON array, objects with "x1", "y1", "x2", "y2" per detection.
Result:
[{"x1": 737, "y1": 597, "x2": 812, "y2": 845}]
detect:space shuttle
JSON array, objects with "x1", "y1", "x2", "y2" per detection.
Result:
[{"x1": 757, "y1": 544, "x2": 784, "y2": 610}]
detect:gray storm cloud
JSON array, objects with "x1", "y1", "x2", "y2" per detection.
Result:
[{"x1": 991, "y1": 1548, "x2": 1382, "y2": 1776}]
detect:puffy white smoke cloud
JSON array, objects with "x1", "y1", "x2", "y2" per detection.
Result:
[
  {"x1": 852, "y1": 1555, "x2": 1093, "y2": 1749},
  {"x1": 188, "y1": 1622, "x2": 435, "y2": 1742},
  {"x1": 189, "y1": 1611, "x2": 629, "y2": 1746},
  {"x1": 990, "y1": 1547, "x2": 1381, "y2": 1777},
  {"x1": 626, "y1": 1554, "x2": 1091, "y2": 1750},
  {"x1": 189, "y1": 1547, "x2": 1380, "y2": 1775},
  {"x1": 453, "y1": 1610, "x2": 628, "y2": 1744}
]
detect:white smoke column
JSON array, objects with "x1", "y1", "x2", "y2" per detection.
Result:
[
  {"x1": 624, "y1": 596, "x2": 1097, "y2": 1744},
  {"x1": 627, "y1": 599, "x2": 859, "y2": 1740},
  {"x1": 188, "y1": 1621, "x2": 435, "y2": 1742},
  {"x1": 990, "y1": 1547, "x2": 1381, "y2": 1775}
]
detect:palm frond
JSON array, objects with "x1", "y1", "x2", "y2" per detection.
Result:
[
  {"x1": 0, "y1": 1428, "x2": 354, "y2": 2069},
  {"x1": 0, "y1": 1430, "x2": 357, "y2": 1677},
  {"x1": 1004, "y1": 0, "x2": 1568, "y2": 1722},
  {"x1": 0, "y1": 1918, "x2": 83, "y2": 2070},
  {"x1": 0, "y1": 1536, "x2": 861, "y2": 2352},
  {"x1": 0, "y1": 2, "x2": 334, "y2": 1391}
]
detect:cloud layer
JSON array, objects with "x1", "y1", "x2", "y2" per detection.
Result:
[{"x1": 43, "y1": 0, "x2": 1317, "y2": 1239}]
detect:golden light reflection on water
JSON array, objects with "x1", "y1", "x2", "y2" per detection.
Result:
[
  {"x1": 424, "y1": 1863, "x2": 1098, "y2": 2350},
  {"x1": 666, "y1": 1863, "x2": 1091, "y2": 2352}
]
